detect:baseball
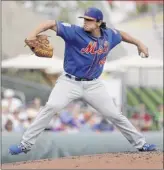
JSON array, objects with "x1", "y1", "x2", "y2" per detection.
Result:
[{"x1": 140, "y1": 52, "x2": 146, "y2": 58}]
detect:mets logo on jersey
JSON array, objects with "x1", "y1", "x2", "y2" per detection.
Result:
[{"x1": 81, "y1": 41, "x2": 109, "y2": 55}]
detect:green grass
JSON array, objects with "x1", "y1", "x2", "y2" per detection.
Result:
[
  {"x1": 144, "y1": 88, "x2": 163, "y2": 105},
  {"x1": 127, "y1": 87, "x2": 163, "y2": 114},
  {"x1": 127, "y1": 90, "x2": 140, "y2": 106},
  {"x1": 155, "y1": 88, "x2": 163, "y2": 99}
]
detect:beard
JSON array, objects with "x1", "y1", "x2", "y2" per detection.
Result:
[
  {"x1": 85, "y1": 30, "x2": 91, "y2": 33},
  {"x1": 83, "y1": 26, "x2": 92, "y2": 33}
]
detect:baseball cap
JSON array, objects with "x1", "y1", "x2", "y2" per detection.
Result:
[{"x1": 79, "y1": 7, "x2": 103, "y2": 21}]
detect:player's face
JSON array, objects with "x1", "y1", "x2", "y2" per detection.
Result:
[{"x1": 83, "y1": 18, "x2": 98, "y2": 32}]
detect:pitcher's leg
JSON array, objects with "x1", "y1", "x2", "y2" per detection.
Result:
[
  {"x1": 84, "y1": 80, "x2": 146, "y2": 149},
  {"x1": 21, "y1": 76, "x2": 82, "y2": 146},
  {"x1": 21, "y1": 104, "x2": 57, "y2": 147},
  {"x1": 9, "y1": 75, "x2": 83, "y2": 154}
]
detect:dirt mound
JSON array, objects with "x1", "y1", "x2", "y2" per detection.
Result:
[{"x1": 2, "y1": 151, "x2": 163, "y2": 169}]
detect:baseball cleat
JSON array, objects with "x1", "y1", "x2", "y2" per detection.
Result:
[
  {"x1": 138, "y1": 143, "x2": 157, "y2": 152},
  {"x1": 9, "y1": 144, "x2": 30, "y2": 155}
]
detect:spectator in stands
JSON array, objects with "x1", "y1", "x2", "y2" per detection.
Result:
[
  {"x1": 154, "y1": 104, "x2": 163, "y2": 130},
  {"x1": 4, "y1": 119, "x2": 13, "y2": 132},
  {"x1": 26, "y1": 108, "x2": 38, "y2": 127},
  {"x1": 19, "y1": 108, "x2": 37, "y2": 130},
  {"x1": 92, "y1": 119, "x2": 114, "y2": 132},
  {"x1": 2, "y1": 89, "x2": 23, "y2": 113},
  {"x1": 131, "y1": 104, "x2": 153, "y2": 131},
  {"x1": 29, "y1": 97, "x2": 43, "y2": 111},
  {"x1": 79, "y1": 112, "x2": 101, "y2": 132},
  {"x1": 49, "y1": 116, "x2": 64, "y2": 132},
  {"x1": 63, "y1": 121, "x2": 79, "y2": 134},
  {"x1": 129, "y1": 110, "x2": 140, "y2": 130},
  {"x1": 78, "y1": 112, "x2": 93, "y2": 132},
  {"x1": 59, "y1": 110, "x2": 79, "y2": 133},
  {"x1": 139, "y1": 104, "x2": 153, "y2": 131},
  {"x1": 11, "y1": 108, "x2": 25, "y2": 132},
  {"x1": 18, "y1": 110, "x2": 28, "y2": 131},
  {"x1": 2, "y1": 100, "x2": 10, "y2": 131}
]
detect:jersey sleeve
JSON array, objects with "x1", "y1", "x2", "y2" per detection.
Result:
[
  {"x1": 110, "y1": 28, "x2": 122, "y2": 49},
  {"x1": 56, "y1": 21, "x2": 76, "y2": 42}
]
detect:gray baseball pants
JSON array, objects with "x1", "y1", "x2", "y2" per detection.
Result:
[{"x1": 21, "y1": 73, "x2": 146, "y2": 150}]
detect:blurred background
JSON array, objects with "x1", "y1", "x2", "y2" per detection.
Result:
[{"x1": 1, "y1": 1, "x2": 163, "y2": 135}]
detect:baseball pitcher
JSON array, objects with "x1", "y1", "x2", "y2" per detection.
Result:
[{"x1": 9, "y1": 7, "x2": 156, "y2": 155}]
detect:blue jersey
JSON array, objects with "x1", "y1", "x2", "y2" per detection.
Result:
[{"x1": 56, "y1": 21, "x2": 122, "y2": 79}]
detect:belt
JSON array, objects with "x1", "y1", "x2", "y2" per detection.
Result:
[{"x1": 65, "y1": 74, "x2": 95, "y2": 81}]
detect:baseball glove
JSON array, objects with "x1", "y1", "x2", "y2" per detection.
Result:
[{"x1": 24, "y1": 34, "x2": 53, "y2": 58}]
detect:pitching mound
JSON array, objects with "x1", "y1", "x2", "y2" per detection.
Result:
[{"x1": 2, "y1": 151, "x2": 163, "y2": 169}]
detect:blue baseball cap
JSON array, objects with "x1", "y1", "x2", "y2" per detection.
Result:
[{"x1": 79, "y1": 7, "x2": 103, "y2": 21}]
